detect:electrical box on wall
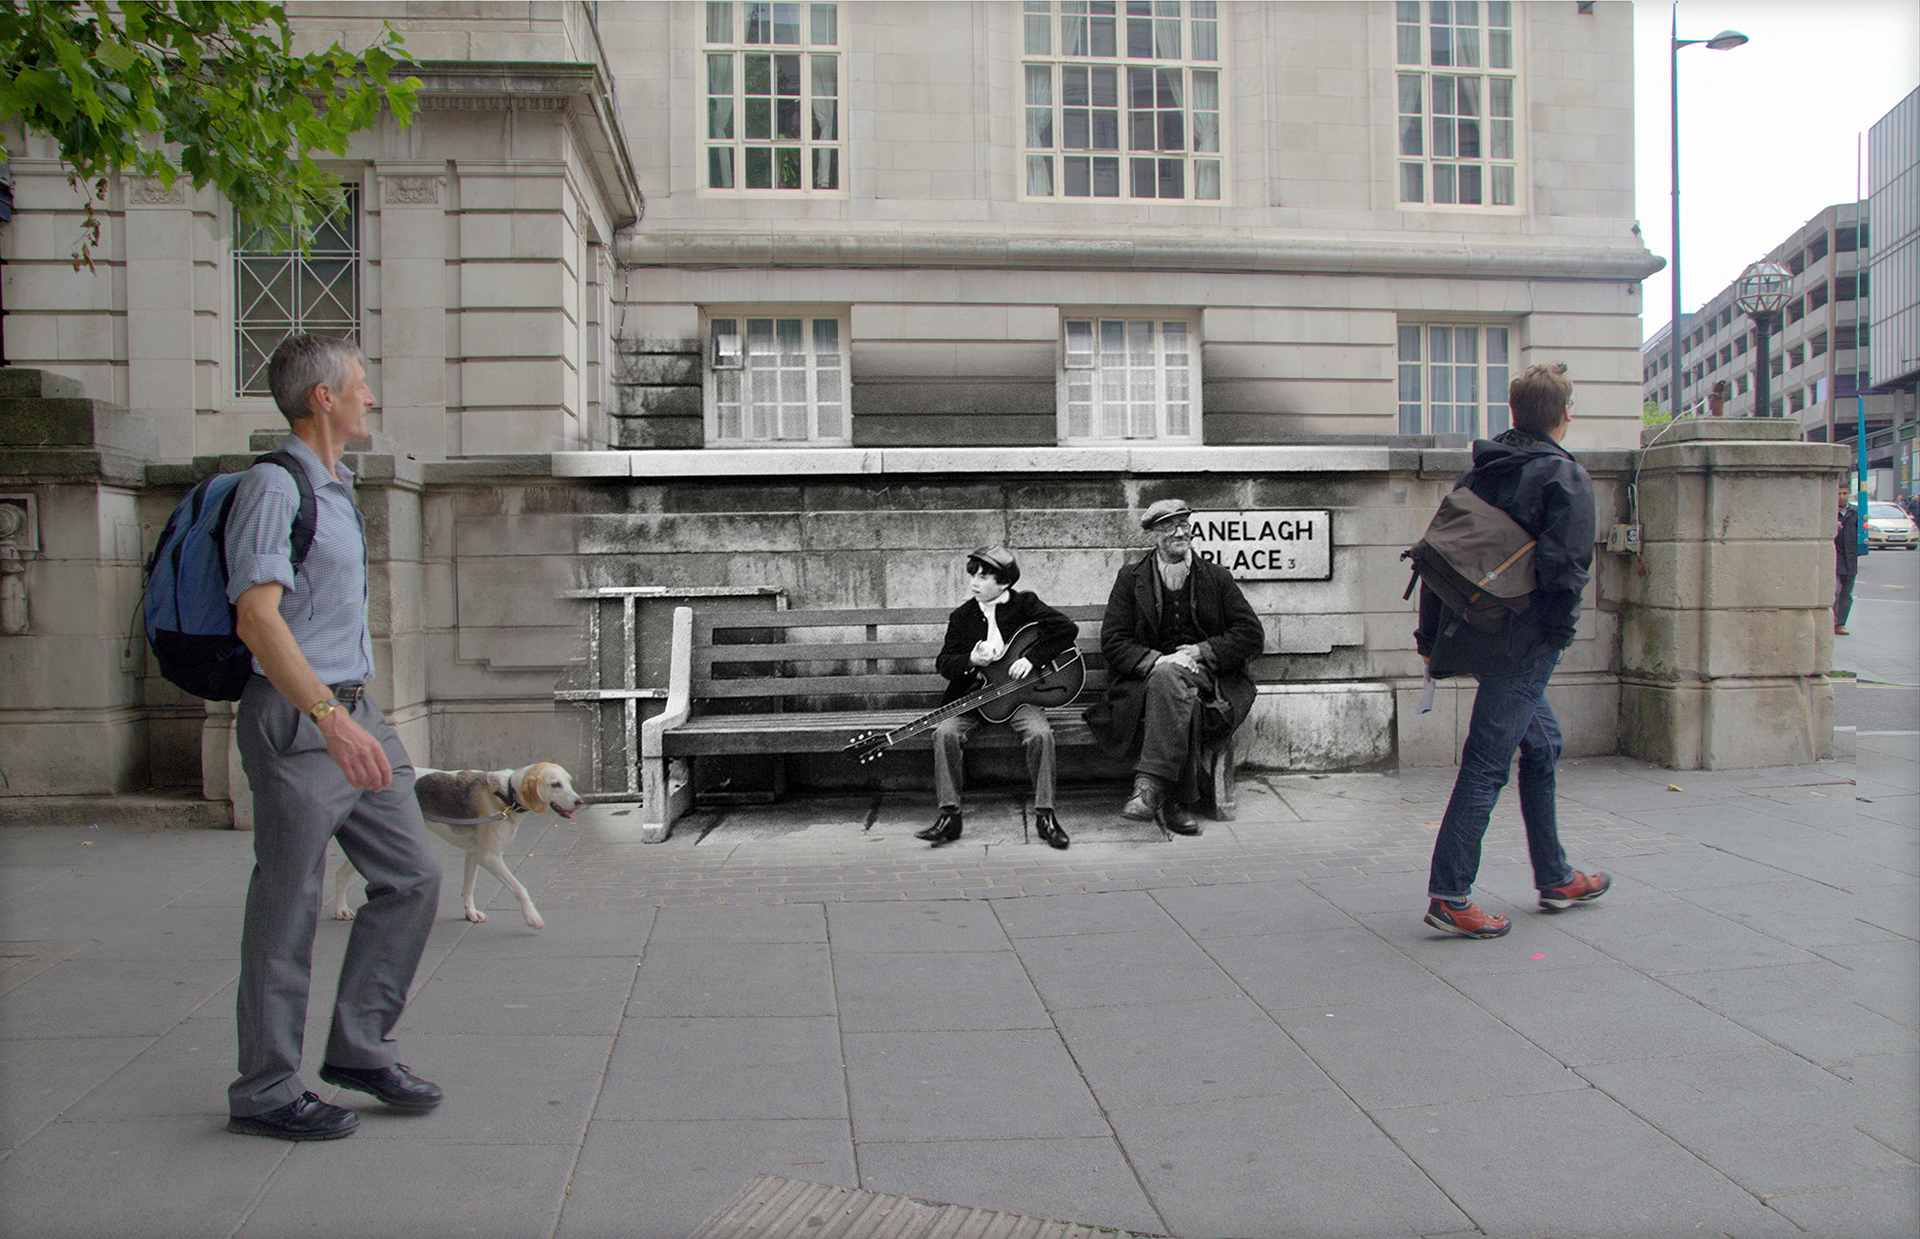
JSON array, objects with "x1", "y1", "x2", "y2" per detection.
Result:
[{"x1": 1607, "y1": 523, "x2": 1642, "y2": 554}]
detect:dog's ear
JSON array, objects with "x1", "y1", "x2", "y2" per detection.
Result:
[{"x1": 520, "y1": 764, "x2": 550, "y2": 812}]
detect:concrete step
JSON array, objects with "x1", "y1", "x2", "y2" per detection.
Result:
[
  {"x1": 0, "y1": 793, "x2": 232, "y2": 829},
  {"x1": 0, "y1": 367, "x2": 85, "y2": 400}
]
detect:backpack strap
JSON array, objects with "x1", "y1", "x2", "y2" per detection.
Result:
[{"x1": 253, "y1": 449, "x2": 318, "y2": 572}]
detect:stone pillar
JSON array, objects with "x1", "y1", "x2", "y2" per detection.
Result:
[
  {"x1": 1619, "y1": 419, "x2": 1849, "y2": 769},
  {"x1": 0, "y1": 369, "x2": 158, "y2": 796},
  {"x1": 122, "y1": 176, "x2": 200, "y2": 455},
  {"x1": 373, "y1": 164, "x2": 452, "y2": 458}
]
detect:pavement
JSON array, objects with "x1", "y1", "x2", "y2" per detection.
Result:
[{"x1": 3, "y1": 726, "x2": 1916, "y2": 1239}]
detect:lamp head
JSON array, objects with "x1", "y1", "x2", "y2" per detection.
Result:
[{"x1": 1705, "y1": 30, "x2": 1749, "y2": 50}]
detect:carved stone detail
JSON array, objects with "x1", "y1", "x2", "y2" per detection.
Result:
[
  {"x1": 381, "y1": 174, "x2": 446, "y2": 205},
  {"x1": 126, "y1": 177, "x2": 187, "y2": 206}
]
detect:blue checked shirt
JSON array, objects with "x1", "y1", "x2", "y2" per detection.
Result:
[{"x1": 223, "y1": 435, "x2": 376, "y2": 686}]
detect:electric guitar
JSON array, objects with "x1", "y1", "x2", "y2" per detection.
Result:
[{"x1": 843, "y1": 622, "x2": 1085, "y2": 765}]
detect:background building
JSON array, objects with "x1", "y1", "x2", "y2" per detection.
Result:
[
  {"x1": 1868, "y1": 86, "x2": 1918, "y2": 495},
  {"x1": 0, "y1": 3, "x2": 1848, "y2": 810}
]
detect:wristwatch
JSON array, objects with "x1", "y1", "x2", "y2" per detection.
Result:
[{"x1": 306, "y1": 698, "x2": 340, "y2": 725}]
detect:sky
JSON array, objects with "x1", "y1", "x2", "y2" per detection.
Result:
[{"x1": 1632, "y1": 0, "x2": 1920, "y2": 343}]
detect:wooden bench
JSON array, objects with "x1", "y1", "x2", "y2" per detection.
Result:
[{"x1": 638, "y1": 604, "x2": 1236, "y2": 842}]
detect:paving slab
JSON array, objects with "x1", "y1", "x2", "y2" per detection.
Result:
[
  {"x1": 1010, "y1": 927, "x2": 1245, "y2": 1011},
  {"x1": 1050, "y1": 994, "x2": 1330, "y2": 1109},
  {"x1": 842, "y1": 1028, "x2": 1107, "y2": 1143},
  {"x1": 1201, "y1": 923, "x2": 1459, "y2": 1009},
  {"x1": 1149, "y1": 875, "x2": 1357, "y2": 937},
  {"x1": 824, "y1": 899, "x2": 1014, "y2": 953},
  {"x1": 1578, "y1": 1047, "x2": 1902, "y2": 1197},
  {"x1": 563, "y1": 1119, "x2": 856, "y2": 1239},
  {"x1": 0, "y1": 1034, "x2": 153, "y2": 1150},
  {"x1": 1539, "y1": 897, "x2": 1826, "y2": 977},
  {"x1": 343, "y1": 1030, "x2": 614, "y2": 1144},
  {"x1": 832, "y1": 950, "x2": 1051, "y2": 1032},
  {"x1": 598, "y1": 1016, "x2": 845, "y2": 1121},
  {"x1": 240, "y1": 1138, "x2": 575, "y2": 1239},
  {"x1": 1277, "y1": 988, "x2": 1590, "y2": 1110},
  {"x1": 626, "y1": 941, "x2": 833, "y2": 1018},
  {"x1": 1105, "y1": 1089, "x2": 1472, "y2": 1238},
  {"x1": 1374, "y1": 1089, "x2": 1804, "y2": 1239},
  {"x1": 1659, "y1": 960, "x2": 1920, "y2": 1066},
  {"x1": 1451, "y1": 962, "x2": 1770, "y2": 1066},
  {"x1": 403, "y1": 952, "x2": 639, "y2": 1035}
]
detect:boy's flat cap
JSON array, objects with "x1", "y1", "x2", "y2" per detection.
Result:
[{"x1": 966, "y1": 544, "x2": 1020, "y2": 584}]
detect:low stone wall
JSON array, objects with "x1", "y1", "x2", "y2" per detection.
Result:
[{"x1": 0, "y1": 382, "x2": 1845, "y2": 819}]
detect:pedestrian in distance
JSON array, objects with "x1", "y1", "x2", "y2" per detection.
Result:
[
  {"x1": 1416, "y1": 363, "x2": 1610, "y2": 939},
  {"x1": 224, "y1": 334, "x2": 444, "y2": 1140},
  {"x1": 1834, "y1": 485, "x2": 1860, "y2": 636},
  {"x1": 921, "y1": 546, "x2": 1079, "y2": 849},
  {"x1": 1098, "y1": 499, "x2": 1264, "y2": 836}
]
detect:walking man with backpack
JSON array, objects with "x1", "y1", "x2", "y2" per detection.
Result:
[
  {"x1": 223, "y1": 334, "x2": 443, "y2": 1139},
  {"x1": 1415, "y1": 363, "x2": 1610, "y2": 939}
]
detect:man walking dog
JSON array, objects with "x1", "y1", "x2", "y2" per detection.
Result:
[
  {"x1": 224, "y1": 334, "x2": 443, "y2": 1139},
  {"x1": 1416, "y1": 363, "x2": 1610, "y2": 939}
]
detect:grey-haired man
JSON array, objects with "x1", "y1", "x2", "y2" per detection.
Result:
[{"x1": 223, "y1": 334, "x2": 442, "y2": 1140}]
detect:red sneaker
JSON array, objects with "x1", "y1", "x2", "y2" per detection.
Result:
[
  {"x1": 1424, "y1": 900, "x2": 1511, "y2": 939},
  {"x1": 1539, "y1": 871, "x2": 1611, "y2": 910}
]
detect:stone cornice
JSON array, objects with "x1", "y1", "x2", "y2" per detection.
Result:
[{"x1": 614, "y1": 228, "x2": 1663, "y2": 281}]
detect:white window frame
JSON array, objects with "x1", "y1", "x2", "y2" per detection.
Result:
[
  {"x1": 1019, "y1": 1, "x2": 1226, "y2": 204},
  {"x1": 1397, "y1": 322, "x2": 1513, "y2": 436},
  {"x1": 700, "y1": 1, "x2": 846, "y2": 197},
  {"x1": 703, "y1": 310, "x2": 851, "y2": 446},
  {"x1": 1058, "y1": 314, "x2": 1201, "y2": 444},
  {"x1": 1394, "y1": 0, "x2": 1522, "y2": 211},
  {"x1": 231, "y1": 183, "x2": 363, "y2": 399}
]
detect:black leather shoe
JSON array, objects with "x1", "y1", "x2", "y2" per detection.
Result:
[
  {"x1": 1033, "y1": 809, "x2": 1070, "y2": 850},
  {"x1": 319, "y1": 1062, "x2": 444, "y2": 1112},
  {"x1": 914, "y1": 808, "x2": 963, "y2": 846},
  {"x1": 1163, "y1": 802, "x2": 1203, "y2": 836},
  {"x1": 228, "y1": 1091, "x2": 359, "y2": 1141},
  {"x1": 1120, "y1": 774, "x2": 1163, "y2": 822}
]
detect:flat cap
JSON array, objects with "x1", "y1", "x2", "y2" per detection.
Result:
[
  {"x1": 965, "y1": 544, "x2": 1020, "y2": 584},
  {"x1": 1140, "y1": 498, "x2": 1193, "y2": 530}
]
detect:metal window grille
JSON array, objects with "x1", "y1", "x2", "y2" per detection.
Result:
[
  {"x1": 1021, "y1": 1, "x2": 1223, "y2": 202},
  {"x1": 704, "y1": 2, "x2": 842, "y2": 192},
  {"x1": 234, "y1": 187, "x2": 360, "y2": 396}
]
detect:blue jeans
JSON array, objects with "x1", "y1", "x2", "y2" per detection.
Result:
[{"x1": 1427, "y1": 649, "x2": 1576, "y2": 902}]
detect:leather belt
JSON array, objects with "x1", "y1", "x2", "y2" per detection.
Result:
[{"x1": 330, "y1": 682, "x2": 365, "y2": 707}]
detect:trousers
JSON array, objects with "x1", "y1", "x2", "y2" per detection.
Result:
[
  {"x1": 1834, "y1": 570, "x2": 1856, "y2": 627},
  {"x1": 230, "y1": 677, "x2": 440, "y2": 1117},
  {"x1": 1427, "y1": 649, "x2": 1575, "y2": 902},
  {"x1": 934, "y1": 703, "x2": 1055, "y2": 810},
  {"x1": 1135, "y1": 659, "x2": 1218, "y2": 797}
]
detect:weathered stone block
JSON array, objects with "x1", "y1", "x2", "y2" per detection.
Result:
[{"x1": 1238, "y1": 683, "x2": 1395, "y2": 772}]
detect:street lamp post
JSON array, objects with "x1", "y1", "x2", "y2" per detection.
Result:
[
  {"x1": 1669, "y1": 14, "x2": 1748, "y2": 417},
  {"x1": 1736, "y1": 261, "x2": 1791, "y2": 418}
]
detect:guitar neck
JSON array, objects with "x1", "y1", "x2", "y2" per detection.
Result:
[{"x1": 878, "y1": 656, "x2": 1063, "y2": 749}]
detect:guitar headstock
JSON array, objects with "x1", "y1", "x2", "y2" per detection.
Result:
[{"x1": 843, "y1": 731, "x2": 889, "y2": 764}]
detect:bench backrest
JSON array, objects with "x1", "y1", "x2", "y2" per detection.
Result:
[{"x1": 690, "y1": 604, "x2": 1109, "y2": 714}]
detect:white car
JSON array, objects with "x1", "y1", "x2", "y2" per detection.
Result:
[{"x1": 1864, "y1": 502, "x2": 1919, "y2": 550}]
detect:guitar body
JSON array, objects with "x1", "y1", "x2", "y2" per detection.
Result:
[
  {"x1": 842, "y1": 622, "x2": 1086, "y2": 764},
  {"x1": 970, "y1": 623, "x2": 1085, "y2": 723}
]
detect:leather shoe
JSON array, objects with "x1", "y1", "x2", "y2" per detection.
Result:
[
  {"x1": 1033, "y1": 808, "x2": 1070, "y2": 849},
  {"x1": 319, "y1": 1062, "x2": 444, "y2": 1112},
  {"x1": 1162, "y1": 802, "x2": 1203, "y2": 836},
  {"x1": 228, "y1": 1091, "x2": 359, "y2": 1141},
  {"x1": 914, "y1": 807, "x2": 963, "y2": 846},
  {"x1": 1120, "y1": 774, "x2": 1164, "y2": 821}
]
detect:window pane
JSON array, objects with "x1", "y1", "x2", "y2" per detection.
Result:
[
  {"x1": 1026, "y1": 7, "x2": 1051, "y2": 55},
  {"x1": 1193, "y1": 158, "x2": 1220, "y2": 199},
  {"x1": 810, "y1": 2, "x2": 836, "y2": 45},
  {"x1": 708, "y1": 2, "x2": 732, "y2": 42},
  {"x1": 1028, "y1": 154, "x2": 1055, "y2": 195},
  {"x1": 812, "y1": 147, "x2": 838, "y2": 188},
  {"x1": 708, "y1": 52, "x2": 734, "y2": 94},
  {"x1": 772, "y1": 2, "x2": 800, "y2": 44},
  {"x1": 1092, "y1": 156, "x2": 1120, "y2": 196},
  {"x1": 745, "y1": 147, "x2": 772, "y2": 186},
  {"x1": 708, "y1": 146, "x2": 735, "y2": 187},
  {"x1": 1131, "y1": 156, "x2": 1156, "y2": 197},
  {"x1": 1400, "y1": 162, "x2": 1424, "y2": 202},
  {"x1": 1491, "y1": 164, "x2": 1513, "y2": 205}
]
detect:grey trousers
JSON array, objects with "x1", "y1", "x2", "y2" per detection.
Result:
[
  {"x1": 1835, "y1": 570, "x2": 1857, "y2": 626},
  {"x1": 934, "y1": 704, "x2": 1056, "y2": 810},
  {"x1": 230, "y1": 677, "x2": 440, "y2": 1117}
]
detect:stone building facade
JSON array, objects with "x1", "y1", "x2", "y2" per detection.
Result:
[{"x1": 0, "y1": 3, "x2": 1849, "y2": 815}]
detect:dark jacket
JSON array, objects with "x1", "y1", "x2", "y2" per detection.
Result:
[
  {"x1": 935, "y1": 590, "x2": 1079, "y2": 706},
  {"x1": 1416, "y1": 429, "x2": 1596, "y2": 678},
  {"x1": 1836, "y1": 505, "x2": 1860, "y2": 574},
  {"x1": 1100, "y1": 553, "x2": 1265, "y2": 743}
]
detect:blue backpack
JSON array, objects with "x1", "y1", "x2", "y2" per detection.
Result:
[{"x1": 141, "y1": 450, "x2": 316, "y2": 700}]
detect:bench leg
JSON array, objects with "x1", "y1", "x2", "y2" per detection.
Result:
[
  {"x1": 641, "y1": 757, "x2": 693, "y2": 843},
  {"x1": 1205, "y1": 742, "x2": 1238, "y2": 821}
]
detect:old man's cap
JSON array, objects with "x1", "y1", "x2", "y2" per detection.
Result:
[
  {"x1": 1141, "y1": 499, "x2": 1194, "y2": 530},
  {"x1": 966, "y1": 544, "x2": 1021, "y2": 585}
]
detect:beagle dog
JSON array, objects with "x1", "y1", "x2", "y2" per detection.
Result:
[{"x1": 333, "y1": 762, "x2": 584, "y2": 929}]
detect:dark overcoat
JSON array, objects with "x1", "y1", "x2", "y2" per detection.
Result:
[
  {"x1": 1098, "y1": 554, "x2": 1264, "y2": 744},
  {"x1": 934, "y1": 590, "x2": 1079, "y2": 706}
]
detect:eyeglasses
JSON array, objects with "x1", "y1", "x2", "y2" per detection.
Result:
[{"x1": 1155, "y1": 520, "x2": 1193, "y2": 535}]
